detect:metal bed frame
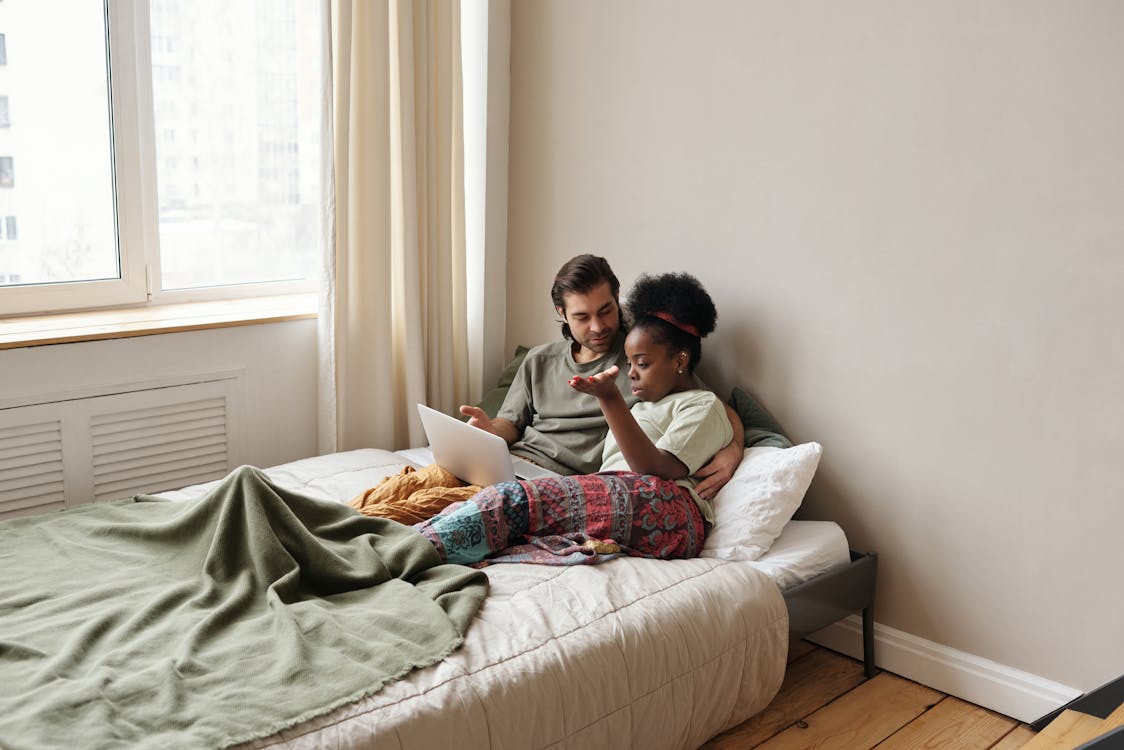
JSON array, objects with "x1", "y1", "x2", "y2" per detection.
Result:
[{"x1": 782, "y1": 549, "x2": 879, "y2": 677}]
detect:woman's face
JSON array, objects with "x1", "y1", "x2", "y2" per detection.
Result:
[{"x1": 624, "y1": 327, "x2": 688, "y2": 402}]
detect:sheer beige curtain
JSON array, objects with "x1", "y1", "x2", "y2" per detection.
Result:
[{"x1": 321, "y1": 0, "x2": 471, "y2": 453}]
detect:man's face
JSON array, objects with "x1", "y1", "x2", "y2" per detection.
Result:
[{"x1": 557, "y1": 281, "x2": 621, "y2": 362}]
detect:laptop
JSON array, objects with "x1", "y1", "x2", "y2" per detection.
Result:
[{"x1": 416, "y1": 403, "x2": 560, "y2": 486}]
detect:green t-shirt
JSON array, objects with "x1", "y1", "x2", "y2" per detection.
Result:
[
  {"x1": 497, "y1": 337, "x2": 636, "y2": 475},
  {"x1": 600, "y1": 389, "x2": 733, "y2": 523}
]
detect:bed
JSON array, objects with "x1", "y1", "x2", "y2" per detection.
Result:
[
  {"x1": 157, "y1": 447, "x2": 865, "y2": 749},
  {"x1": 1, "y1": 392, "x2": 877, "y2": 749}
]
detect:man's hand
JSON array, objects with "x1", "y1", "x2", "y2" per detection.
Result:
[
  {"x1": 693, "y1": 440, "x2": 743, "y2": 500},
  {"x1": 694, "y1": 401, "x2": 746, "y2": 499},
  {"x1": 458, "y1": 406, "x2": 519, "y2": 445},
  {"x1": 568, "y1": 365, "x2": 623, "y2": 400},
  {"x1": 459, "y1": 405, "x2": 499, "y2": 435}
]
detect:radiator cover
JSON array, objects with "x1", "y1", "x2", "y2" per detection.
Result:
[{"x1": 0, "y1": 373, "x2": 242, "y2": 519}]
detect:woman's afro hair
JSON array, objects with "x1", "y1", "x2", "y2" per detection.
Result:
[{"x1": 626, "y1": 272, "x2": 717, "y2": 338}]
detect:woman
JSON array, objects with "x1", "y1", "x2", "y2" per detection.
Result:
[{"x1": 415, "y1": 272, "x2": 732, "y2": 565}]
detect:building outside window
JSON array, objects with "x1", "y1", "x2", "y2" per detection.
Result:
[{"x1": 0, "y1": 0, "x2": 324, "y2": 314}]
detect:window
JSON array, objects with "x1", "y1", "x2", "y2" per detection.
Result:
[
  {"x1": 0, "y1": 1, "x2": 325, "y2": 316},
  {"x1": 0, "y1": 1, "x2": 120, "y2": 301}
]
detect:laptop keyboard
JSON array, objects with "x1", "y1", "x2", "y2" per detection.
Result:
[{"x1": 512, "y1": 457, "x2": 560, "y2": 480}]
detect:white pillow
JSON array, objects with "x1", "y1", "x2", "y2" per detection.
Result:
[{"x1": 699, "y1": 442, "x2": 822, "y2": 561}]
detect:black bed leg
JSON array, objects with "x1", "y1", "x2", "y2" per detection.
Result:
[{"x1": 862, "y1": 606, "x2": 876, "y2": 678}]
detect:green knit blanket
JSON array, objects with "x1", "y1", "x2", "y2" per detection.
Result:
[{"x1": 0, "y1": 466, "x2": 488, "y2": 749}]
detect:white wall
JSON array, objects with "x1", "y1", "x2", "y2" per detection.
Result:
[
  {"x1": 505, "y1": 0, "x2": 1124, "y2": 694},
  {"x1": 0, "y1": 320, "x2": 320, "y2": 470}
]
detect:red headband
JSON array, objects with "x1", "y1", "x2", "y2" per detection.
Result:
[{"x1": 652, "y1": 311, "x2": 700, "y2": 337}]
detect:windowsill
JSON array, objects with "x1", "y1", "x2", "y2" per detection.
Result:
[{"x1": 0, "y1": 293, "x2": 318, "y2": 350}]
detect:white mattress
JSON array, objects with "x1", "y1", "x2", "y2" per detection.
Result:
[
  {"x1": 180, "y1": 448, "x2": 848, "y2": 593},
  {"x1": 161, "y1": 450, "x2": 849, "y2": 749},
  {"x1": 751, "y1": 519, "x2": 850, "y2": 591}
]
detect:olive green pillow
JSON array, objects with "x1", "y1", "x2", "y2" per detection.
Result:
[{"x1": 729, "y1": 386, "x2": 793, "y2": 449}]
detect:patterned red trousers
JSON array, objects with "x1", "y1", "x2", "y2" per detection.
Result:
[{"x1": 415, "y1": 471, "x2": 705, "y2": 566}]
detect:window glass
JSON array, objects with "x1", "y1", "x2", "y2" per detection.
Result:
[
  {"x1": 150, "y1": 0, "x2": 322, "y2": 291},
  {"x1": 0, "y1": 3, "x2": 119, "y2": 288}
]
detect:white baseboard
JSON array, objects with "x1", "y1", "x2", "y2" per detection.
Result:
[{"x1": 808, "y1": 615, "x2": 1082, "y2": 724}]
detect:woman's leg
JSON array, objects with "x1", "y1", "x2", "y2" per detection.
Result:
[
  {"x1": 621, "y1": 473, "x2": 706, "y2": 560},
  {"x1": 416, "y1": 473, "x2": 705, "y2": 565},
  {"x1": 415, "y1": 479, "x2": 551, "y2": 565}
]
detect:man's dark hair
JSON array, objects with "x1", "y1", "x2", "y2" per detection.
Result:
[{"x1": 550, "y1": 254, "x2": 621, "y2": 340}]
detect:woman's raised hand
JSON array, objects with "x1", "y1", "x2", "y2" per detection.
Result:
[{"x1": 568, "y1": 365, "x2": 622, "y2": 400}]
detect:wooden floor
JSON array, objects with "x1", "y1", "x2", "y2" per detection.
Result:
[{"x1": 702, "y1": 640, "x2": 1038, "y2": 750}]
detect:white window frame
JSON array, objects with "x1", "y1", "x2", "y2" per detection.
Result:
[{"x1": 0, "y1": 0, "x2": 319, "y2": 317}]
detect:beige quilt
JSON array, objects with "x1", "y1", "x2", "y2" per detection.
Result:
[
  {"x1": 166, "y1": 450, "x2": 790, "y2": 750},
  {"x1": 244, "y1": 554, "x2": 788, "y2": 749}
]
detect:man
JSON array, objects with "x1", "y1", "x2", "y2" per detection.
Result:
[{"x1": 459, "y1": 254, "x2": 744, "y2": 499}]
